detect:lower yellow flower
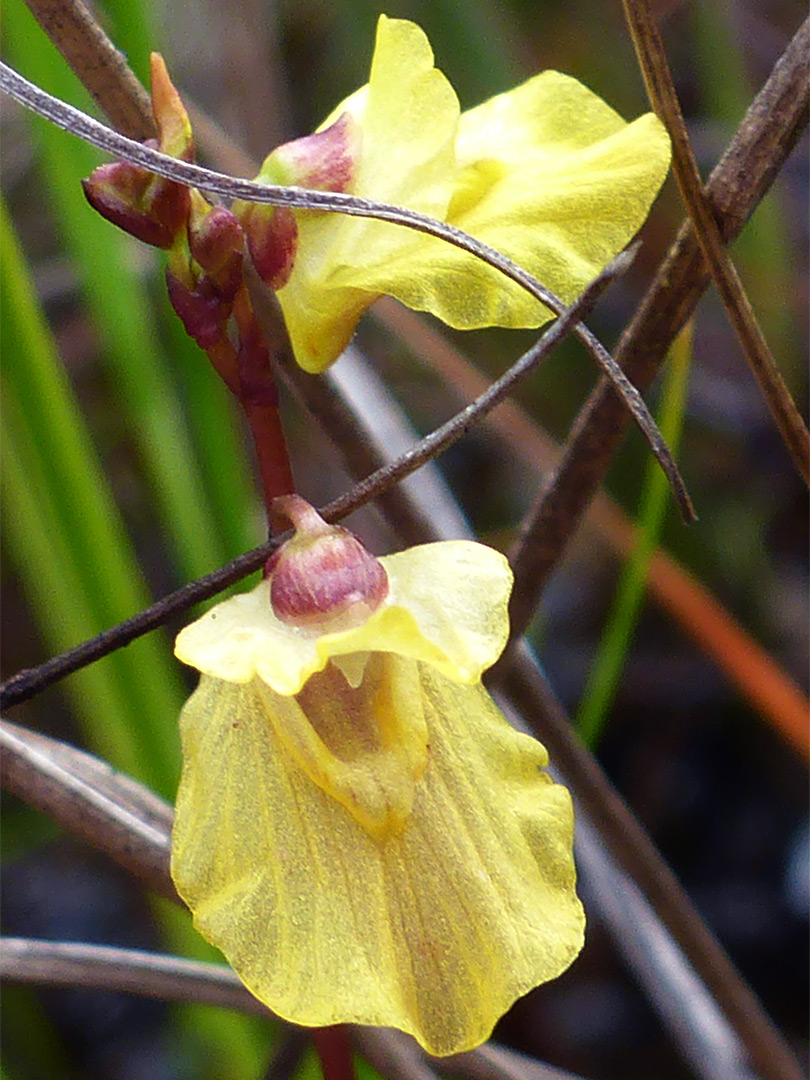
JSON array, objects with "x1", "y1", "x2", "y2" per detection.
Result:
[{"x1": 172, "y1": 500, "x2": 584, "y2": 1054}]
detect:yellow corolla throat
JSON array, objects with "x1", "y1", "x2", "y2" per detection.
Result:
[{"x1": 254, "y1": 654, "x2": 429, "y2": 839}]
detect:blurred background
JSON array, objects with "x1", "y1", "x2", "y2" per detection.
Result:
[{"x1": 1, "y1": 1, "x2": 807, "y2": 1078}]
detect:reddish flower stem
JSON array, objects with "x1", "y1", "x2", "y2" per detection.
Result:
[
  {"x1": 231, "y1": 284, "x2": 295, "y2": 529},
  {"x1": 312, "y1": 1026, "x2": 357, "y2": 1080},
  {"x1": 242, "y1": 398, "x2": 294, "y2": 528}
]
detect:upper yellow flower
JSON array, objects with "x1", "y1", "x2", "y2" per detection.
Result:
[
  {"x1": 172, "y1": 498, "x2": 584, "y2": 1055},
  {"x1": 236, "y1": 15, "x2": 670, "y2": 372}
]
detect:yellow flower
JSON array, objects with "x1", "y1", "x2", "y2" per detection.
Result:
[
  {"x1": 238, "y1": 14, "x2": 670, "y2": 372},
  {"x1": 172, "y1": 501, "x2": 584, "y2": 1055}
]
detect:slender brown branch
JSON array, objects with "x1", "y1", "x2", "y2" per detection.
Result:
[
  {"x1": 0, "y1": 937, "x2": 271, "y2": 1014},
  {"x1": 0, "y1": 249, "x2": 634, "y2": 711},
  {"x1": 0, "y1": 935, "x2": 588, "y2": 1080},
  {"x1": 0, "y1": 719, "x2": 176, "y2": 899},
  {"x1": 378, "y1": 299, "x2": 810, "y2": 759},
  {"x1": 622, "y1": 0, "x2": 810, "y2": 485},
  {"x1": 23, "y1": 0, "x2": 154, "y2": 139},
  {"x1": 356, "y1": 1030, "x2": 590, "y2": 1080},
  {"x1": 0, "y1": 933, "x2": 593, "y2": 1080},
  {"x1": 508, "y1": 16, "x2": 810, "y2": 636}
]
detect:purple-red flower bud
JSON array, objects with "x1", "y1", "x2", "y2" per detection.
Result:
[
  {"x1": 82, "y1": 155, "x2": 188, "y2": 249},
  {"x1": 187, "y1": 197, "x2": 244, "y2": 291},
  {"x1": 82, "y1": 54, "x2": 193, "y2": 249},
  {"x1": 235, "y1": 112, "x2": 360, "y2": 291},
  {"x1": 270, "y1": 112, "x2": 359, "y2": 194},
  {"x1": 240, "y1": 205, "x2": 298, "y2": 291},
  {"x1": 267, "y1": 496, "x2": 389, "y2": 628},
  {"x1": 166, "y1": 271, "x2": 232, "y2": 351}
]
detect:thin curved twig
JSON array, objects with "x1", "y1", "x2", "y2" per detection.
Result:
[
  {"x1": 0, "y1": 249, "x2": 632, "y2": 710},
  {"x1": 0, "y1": 934, "x2": 594, "y2": 1080},
  {"x1": 507, "y1": 15, "x2": 809, "y2": 635},
  {"x1": 0, "y1": 937, "x2": 271, "y2": 1015},
  {"x1": 0, "y1": 719, "x2": 175, "y2": 899},
  {"x1": 0, "y1": 938, "x2": 591, "y2": 1080},
  {"x1": 376, "y1": 299, "x2": 810, "y2": 759}
]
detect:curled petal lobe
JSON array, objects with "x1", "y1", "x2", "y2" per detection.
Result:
[
  {"x1": 380, "y1": 82, "x2": 671, "y2": 329},
  {"x1": 272, "y1": 15, "x2": 459, "y2": 372},
  {"x1": 171, "y1": 662, "x2": 584, "y2": 1054}
]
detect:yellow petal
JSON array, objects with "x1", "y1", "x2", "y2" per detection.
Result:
[
  {"x1": 271, "y1": 31, "x2": 670, "y2": 369},
  {"x1": 377, "y1": 540, "x2": 512, "y2": 681},
  {"x1": 378, "y1": 73, "x2": 671, "y2": 328},
  {"x1": 174, "y1": 540, "x2": 512, "y2": 694},
  {"x1": 171, "y1": 661, "x2": 584, "y2": 1055},
  {"x1": 275, "y1": 15, "x2": 459, "y2": 372}
]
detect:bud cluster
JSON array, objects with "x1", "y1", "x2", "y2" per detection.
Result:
[
  {"x1": 82, "y1": 56, "x2": 360, "y2": 402},
  {"x1": 81, "y1": 54, "x2": 193, "y2": 249}
]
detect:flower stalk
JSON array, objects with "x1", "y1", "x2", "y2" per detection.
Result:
[
  {"x1": 312, "y1": 1027, "x2": 357, "y2": 1080},
  {"x1": 82, "y1": 53, "x2": 295, "y2": 527}
]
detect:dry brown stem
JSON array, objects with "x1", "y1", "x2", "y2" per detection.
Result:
[
  {"x1": 623, "y1": 0, "x2": 809, "y2": 484},
  {"x1": 24, "y1": 0, "x2": 154, "y2": 138}
]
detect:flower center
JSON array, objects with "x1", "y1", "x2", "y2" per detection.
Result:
[{"x1": 256, "y1": 654, "x2": 429, "y2": 839}]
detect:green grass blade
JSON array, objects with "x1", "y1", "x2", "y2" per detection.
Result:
[
  {"x1": 575, "y1": 323, "x2": 693, "y2": 747},
  {"x1": 1, "y1": 398, "x2": 160, "y2": 779},
  {"x1": 4, "y1": 2, "x2": 229, "y2": 584},
  {"x1": 2, "y1": 200, "x2": 185, "y2": 787}
]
